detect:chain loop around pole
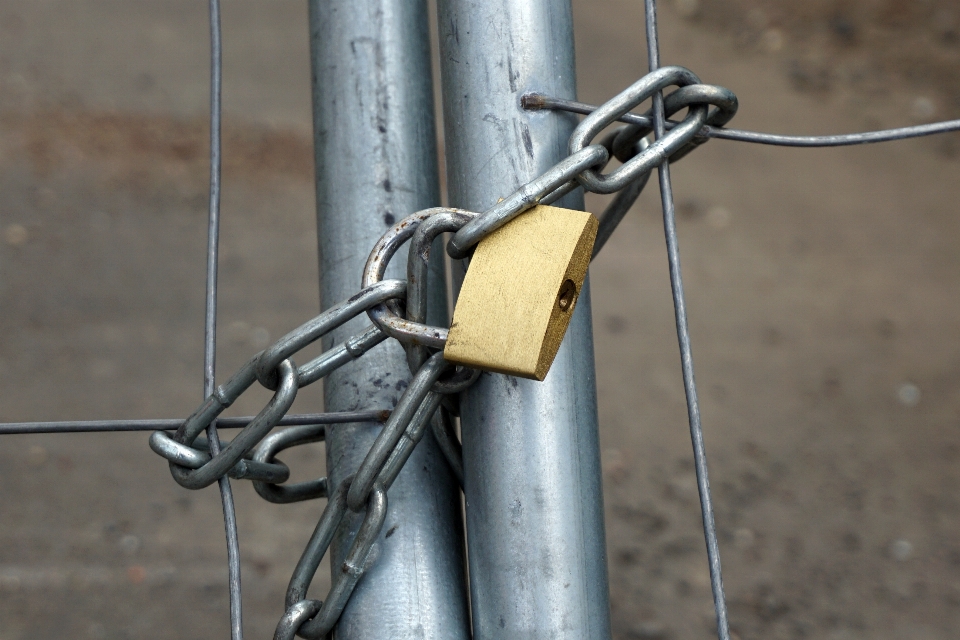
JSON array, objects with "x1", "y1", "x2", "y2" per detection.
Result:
[{"x1": 136, "y1": 65, "x2": 745, "y2": 639}]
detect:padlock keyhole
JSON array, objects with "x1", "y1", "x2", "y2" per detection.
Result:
[{"x1": 557, "y1": 279, "x2": 577, "y2": 312}]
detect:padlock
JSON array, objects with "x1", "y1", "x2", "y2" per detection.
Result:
[{"x1": 444, "y1": 204, "x2": 599, "y2": 381}]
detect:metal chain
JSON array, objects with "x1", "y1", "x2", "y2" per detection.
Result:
[
  {"x1": 138, "y1": 66, "x2": 739, "y2": 638},
  {"x1": 6, "y1": 47, "x2": 958, "y2": 636},
  {"x1": 2, "y1": 2, "x2": 957, "y2": 637}
]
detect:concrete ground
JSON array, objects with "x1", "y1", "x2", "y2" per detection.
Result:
[{"x1": 1, "y1": 1, "x2": 959, "y2": 638}]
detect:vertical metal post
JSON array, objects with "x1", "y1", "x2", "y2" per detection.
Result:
[
  {"x1": 437, "y1": 1, "x2": 612, "y2": 638},
  {"x1": 309, "y1": 1, "x2": 470, "y2": 638}
]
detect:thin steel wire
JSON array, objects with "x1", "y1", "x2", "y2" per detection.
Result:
[
  {"x1": 203, "y1": 0, "x2": 243, "y2": 637},
  {"x1": 522, "y1": 94, "x2": 960, "y2": 147},
  {"x1": 0, "y1": 411, "x2": 390, "y2": 435},
  {"x1": 643, "y1": 2, "x2": 730, "y2": 639},
  {"x1": 706, "y1": 120, "x2": 960, "y2": 146}
]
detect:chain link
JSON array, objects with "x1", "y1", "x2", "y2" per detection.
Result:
[
  {"x1": 252, "y1": 424, "x2": 329, "y2": 503},
  {"x1": 445, "y1": 145, "x2": 608, "y2": 259},
  {"x1": 279, "y1": 477, "x2": 388, "y2": 640},
  {"x1": 611, "y1": 82, "x2": 739, "y2": 163},
  {"x1": 570, "y1": 66, "x2": 706, "y2": 194}
]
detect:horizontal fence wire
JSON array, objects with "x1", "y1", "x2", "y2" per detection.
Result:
[
  {"x1": 0, "y1": 411, "x2": 390, "y2": 435},
  {"x1": 522, "y1": 93, "x2": 960, "y2": 147}
]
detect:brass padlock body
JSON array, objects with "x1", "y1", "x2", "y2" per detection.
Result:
[{"x1": 444, "y1": 205, "x2": 598, "y2": 381}]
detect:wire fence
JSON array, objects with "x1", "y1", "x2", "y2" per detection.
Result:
[{"x1": 3, "y1": 0, "x2": 959, "y2": 638}]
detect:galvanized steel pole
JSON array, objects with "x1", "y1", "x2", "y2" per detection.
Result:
[
  {"x1": 308, "y1": 1, "x2": 470, "y2": 637},
  {"x1": 437, "y1": 1, "x2": 612, "y2": 638}
]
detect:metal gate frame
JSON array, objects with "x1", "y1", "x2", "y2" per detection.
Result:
[
  {"x1": 309, "y1": 0, "x2": 610, "y2": 636},
  {"x1": 436, "y1": 0, "x2": 611, "y2": 636},
  {"x1": 307, "y1": 1, "x2": 722, "y2": 636},
  {"x1": 308, "y1": 0, "x2": 469, "y2": 636}
]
